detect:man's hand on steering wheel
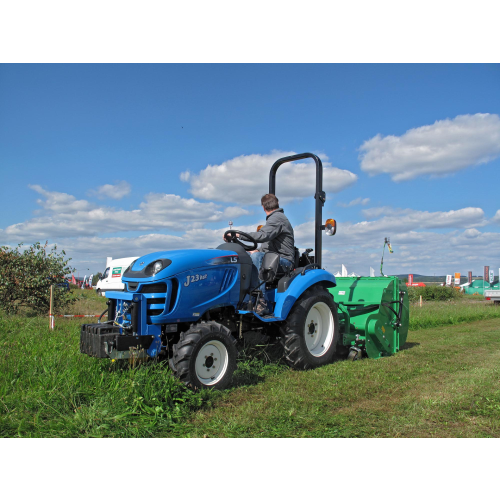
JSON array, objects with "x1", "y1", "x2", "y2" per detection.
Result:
[
  {"x1": 223, "y1": 230, "x2": 258, "y2": 251},
  {"x1": 223, "y1": 232, "x2": 240, "y2": 241}
]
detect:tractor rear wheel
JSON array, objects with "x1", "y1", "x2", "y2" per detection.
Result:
[
  {"x1": 169, "y1": 321, "x2": 238, "y2": 390},
  {"x1": 280, "y1": 285, "x2": 339, "y2": 370}
]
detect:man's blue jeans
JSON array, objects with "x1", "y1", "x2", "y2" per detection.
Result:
[{"x1": 249, "y1": 251, "x2": 294, "y2": 294}]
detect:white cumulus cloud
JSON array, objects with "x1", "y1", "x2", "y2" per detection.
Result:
[
  {"x1": 89, "y1": 181, "x2": 131, "y2": 200},
  {"x1": 1, "y1": 189, "x2": 250, "y2": 242},
  {"x1": 57, "y1": 216, "x2": 500, "y2": 277},
  {"x1": 491, "y1": 210, "x2": 500, "y2": 224},
  {"x1": 29, "y1": 185, "x2": 94, "y2": 213},
  {"x1": 181, "y1": 150, "x2": 357, "y2": 204},
  {"x1": 359, "y1": 113, "x2": 500, "y2": 181},
  {"x1": 293, "y1": 207, "x2": 486, "y2": 251},
  {"x1": 361, "y1": 206, "x2": 393, "y2": 219},
  {"x1": 338, "y1": 197, "x2": 370, "y2": 208}
]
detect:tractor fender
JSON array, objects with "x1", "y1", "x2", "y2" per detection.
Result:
[{"x1": 273, "y1": 269, "x2": 336, "y2": 320}]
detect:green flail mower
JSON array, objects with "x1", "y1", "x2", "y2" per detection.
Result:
[{"x1": 329, "y1": 276, "x2": 409, "y2": 361}]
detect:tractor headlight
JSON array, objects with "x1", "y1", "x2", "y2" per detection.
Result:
[
  {"x1": 152, "y1": 260, "x2": 163, "y2": 275},
  {"x1": 123, "y1": 258, "x2": 171, "y2": 278}
]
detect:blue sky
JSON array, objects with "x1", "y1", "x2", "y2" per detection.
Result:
[{"x1": 1, "y1": 64, "x2": 499, "y2": 277}]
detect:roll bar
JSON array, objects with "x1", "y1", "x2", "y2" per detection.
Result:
[{"x1": 269, "y1": 153, "x2": 325, "y2": 268}]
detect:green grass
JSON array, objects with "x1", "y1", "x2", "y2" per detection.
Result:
[
  {"x1": 0, "y1": 315, "x2": 287, "y2": 437},
  {"x1": 1, "y1": 294, "x2": 499, "y2": 437},
  {"x1": 178, "y1": 317, "x2": 500, "y2": 437},
  {"x1": 65, "y1": 288, "x2": 108, "y2": 315},
  {"x1": 409, "y1": 297, "x2": 500, "y2": 330},
  {"x1": 0, "y1": 314, "x2": 217, "y2": 437}
]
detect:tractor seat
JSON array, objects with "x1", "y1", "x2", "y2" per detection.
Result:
[
  {"x1": 258, "y1": 252, "x2": 281, "y2": 282},
  {"x1": 257, "y1": 252, "x2": 295, "y2": 291},
  {"x1": 252, "y1": 248, "x2": 304, "y2": 296}
]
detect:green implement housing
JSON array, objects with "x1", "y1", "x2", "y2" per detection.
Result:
[{"x1": 329, "y1": 276, "x2": 409, "y2": 359}]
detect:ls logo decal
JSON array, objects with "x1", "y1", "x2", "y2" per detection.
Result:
[{"x1": 184, "y1": 274, "x2": 208, "y2": 287}]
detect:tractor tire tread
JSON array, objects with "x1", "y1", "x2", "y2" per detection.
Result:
[
  {"x1": 280, "y1": 285, "x2": 339, "y2": 370},
  {"x1": 169, "y1": 321, "x2": 238, "y2": 390}
]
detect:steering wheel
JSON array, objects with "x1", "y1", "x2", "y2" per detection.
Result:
[{"x1": 223, "y1": 230, "x2": 258, "y2": 251}]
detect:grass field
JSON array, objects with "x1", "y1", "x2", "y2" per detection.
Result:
[
  {"x1": 409, "y1": 296, "x2": 500, "y2": 329},
  {"x1": 1, "y1": 290, "x2": 500, "y2": 437},
  {"x1": 179, "y1": 317, "x2": 500, "y2": 437},
  {"x1": 64, "y1": 288, "x2": 108, "y2": 315}
]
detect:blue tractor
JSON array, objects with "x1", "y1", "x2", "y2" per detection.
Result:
[{"x1": 80, "y1": 153, "x2": 340, "y2": 389}]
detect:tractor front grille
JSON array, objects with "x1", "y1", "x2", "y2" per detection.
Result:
[
  {"x1": 142, "y1": 283, "x2": 167, "y2": 294},
  {"x1": 167, "y1": 279, "x2": 179, "y2": 313},
  {"x1": 147, "y1": 297, "x2": 166, "y2": 316},
  {"x1": 142, "y1": 282, "x2": 168, "y2": 322},
  {"x1": 122, "y1": 281, "x2": 175, "y2": 322}
]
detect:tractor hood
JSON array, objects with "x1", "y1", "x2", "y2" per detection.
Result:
[{"x1": 122, "y1": 249, "x2": 239, "y2": 282}]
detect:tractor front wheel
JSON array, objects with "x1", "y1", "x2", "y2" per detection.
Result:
[
  {"x1": 169, "y1": 321, "x2": 238, "y2": 390},
  {"x1": 281, "y1": 286, "x2": 339, "y2": 370}
]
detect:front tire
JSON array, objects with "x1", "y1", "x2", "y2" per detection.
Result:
[
  {"x1": 281, "y1": 285, "x2": 339, "y2": 370},
  {"x1": 169, "y1": 321, "x2": 238, "y2": 390}
]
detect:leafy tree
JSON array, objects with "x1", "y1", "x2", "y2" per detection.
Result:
[
  {"x1": 0, "y1": 242, "x2": 76, "y2": 314},
  {"x1": 406, "y1": 285, "x2": 462, "y2": 302}
]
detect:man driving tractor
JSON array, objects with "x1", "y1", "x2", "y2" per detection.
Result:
[{"x1": 224, "y1": 193, "x2": 295, "y2": 315}]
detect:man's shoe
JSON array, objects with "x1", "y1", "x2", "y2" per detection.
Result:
[{"x1": 255, "y1": 298, "x2": 269, "y2": 316}]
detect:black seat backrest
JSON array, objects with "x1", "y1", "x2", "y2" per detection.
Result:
[
  {"x1": 294, "y1": 247, "x2": 300, "y2": 269},
  {"x1": 259, "y1": 252, "x2": 280, "y2": 283}
]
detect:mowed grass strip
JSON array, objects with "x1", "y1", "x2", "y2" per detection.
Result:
[{"x1": 174, "y1": 318, "x2": 500, "y2": 438}]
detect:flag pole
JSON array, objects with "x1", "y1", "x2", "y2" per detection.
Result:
[
  {"x1": 49, "y1": 285, "x2": 54, "y2": 330},
  {"x1": 380, "y1": 237, "x2": 393, "y2": 276},
  {"x1": 380, "y1": 238, "x2": 387, "y2": 276}
]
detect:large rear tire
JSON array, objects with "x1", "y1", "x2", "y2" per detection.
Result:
[
  {"x1": 281, "y1": 285, "x2": 339, "y2": 370},
  {"x1": 169, "y1": 321, "x2": 238, "y2": 390}
]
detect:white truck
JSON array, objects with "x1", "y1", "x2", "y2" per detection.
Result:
[
  {"x1": 484, "y1": 288, "x2": 500, "y2": 304},
  {"x1": 95, "y1": 256, "x2": 139, "y2": 296}
]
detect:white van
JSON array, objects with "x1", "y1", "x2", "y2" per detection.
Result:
[{"x1": 95, "y1": 256, "x2": 139, "y2": 296}]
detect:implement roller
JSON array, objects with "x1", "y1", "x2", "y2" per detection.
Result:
[{"x1": 330, "y1": 276, "x2": 409, "y2": 360}]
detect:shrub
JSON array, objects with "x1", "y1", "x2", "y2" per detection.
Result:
[
  {"x1": 0, "y1": 242, "x2": 76, "y2": 314},
  {"x1": 407, "y1": 285, "x2": 462, "y2": 302}
]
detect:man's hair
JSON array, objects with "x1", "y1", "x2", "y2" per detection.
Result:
[{"x1": 261, "y1": 194, "x2": 279, "y2": 211}]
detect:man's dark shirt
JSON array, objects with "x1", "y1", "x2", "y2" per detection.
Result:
[{"x1": 241, "y1": 208, "x2": 295, "y2": 264}]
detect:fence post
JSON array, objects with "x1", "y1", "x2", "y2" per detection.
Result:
[
  {"x1": 49, "y1": 285, "x2": 54, "y2": 330},
  {"x1": 419, "y1": 295, "x2": 423, "y2": 308}
]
